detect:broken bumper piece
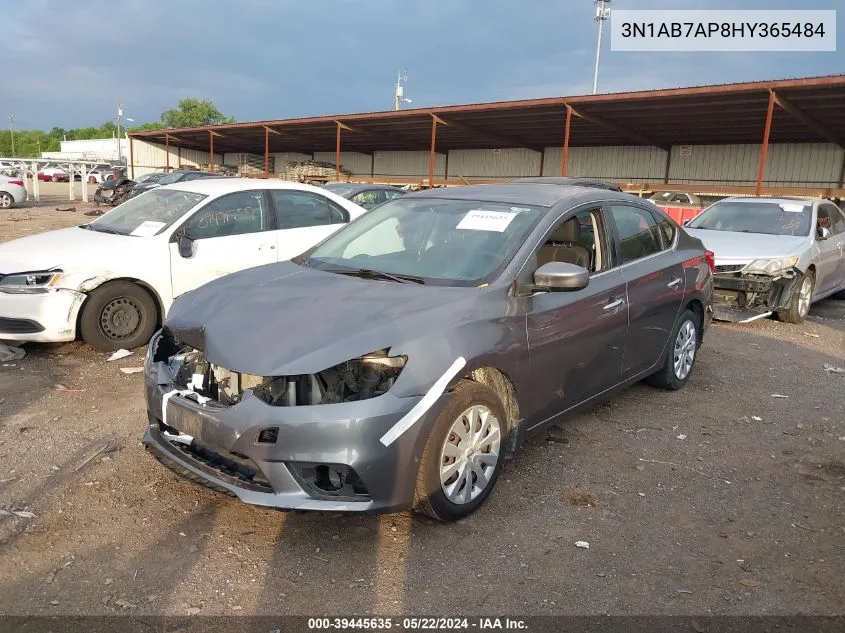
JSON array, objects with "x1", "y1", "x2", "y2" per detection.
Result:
[
  {"x1": 142, "y1": 342, "x2": 449, "y2": 514},
  {"x1": 0, "y1": 289, "x2": 82, "y2": 342},
  {"x1": 711, "y1": 270, "x2": 800, "y2": 323}
]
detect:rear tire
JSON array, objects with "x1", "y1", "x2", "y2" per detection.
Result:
[
  {"x1": 647, "y1": 308, "x2": 700, "y2": 391},
  {"x1": 79, "y1": 281, "x2": 158, "y2": 351},
  {"x1": 777, "y1": 271, "x2": 814, "y2": 324},
  {"x1": 0, "y1": 192, "x2": 12, "y2": 209},
  {"x1": 413, "y1": 380, "x2": 506, "y2": 521}
]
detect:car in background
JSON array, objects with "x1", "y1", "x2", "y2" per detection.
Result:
[
  {"x1": 511, "y1": 176, "x2": 623, "y2": 192},
  {"x1": 322, "y1": 182, "x2": 407, "y2": 209},
  {"x1": 649, "y1": 191, "x2": 704, "y2": 225},
  {"x1": 127, "y1": 170, "x2": 224, "y2": 199},
  {"x1": 0, "y1": 180, "x2": 367, "y2": 350},
  {"x1": 0, "y1": 175, "x2": 27, "y2": 208},
  {"x1": 0, "y1": 161, "x2": 23, "y2": 177},
  {"x1": 80, "y1": 165, "x2": 115, "y2": 183},
  {"x1": 685, "y1": 197, "x2": 845, "y2": 324},
  {"x1": 37, "y1": 165, "x2": 69, "y2": 182},
  {"x1": 142, "y1": 183, "x2": 713, "y2": 520}
]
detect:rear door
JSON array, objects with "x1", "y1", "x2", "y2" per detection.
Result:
[
  {"x1": 267, "y1": 189, "x2": 350, "y2": 261},
  {"x1": 526, "y1": 205, "x2": 629, "y2": 424},
  {"x1": 608, "y1": 203, "x2": 685, "y2": 378},
  {"x1": 169, "y1": 190, "x2": 276, "y2": 297}
]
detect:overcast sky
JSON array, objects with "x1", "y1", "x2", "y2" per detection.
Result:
[{"x1": 3, "y1": 0, "x2": 842, "y2": 130}]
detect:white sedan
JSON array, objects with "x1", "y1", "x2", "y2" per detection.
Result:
[
  {"x1": 0, "y1": 179, "x2": 367, "y2": 350},
  {"x1": 0, "y1": 175, "x2": 27, "y2": 208}
]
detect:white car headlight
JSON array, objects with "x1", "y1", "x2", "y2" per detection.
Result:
[
  {"x1": 0, "y1": 271, "x2": 63, "y2": 294},
  {"x1": 742, "y1": 256, "x2": 799, "y2": 275}
]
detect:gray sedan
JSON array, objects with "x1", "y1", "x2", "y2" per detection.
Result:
[
  {"x1": 143, "y1": 183, "x2": 713, "y2": 520},
  {"x1": 686, "y1": 197, "x2": 845, "y2": 323},
  {"x1": 322, "y1": 182, "x2": 406, "y2": 209}
]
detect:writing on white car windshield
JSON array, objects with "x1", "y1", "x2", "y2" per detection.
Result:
[
  {"x1": 87, "y1": 189, "x2": 206, "y2": 236},
  {"x1": 687, "y1": 201, "x2": 812, "y2": 236},
  {"x1": 304, "y1": 198, "x2": 544, "y2": 286}
]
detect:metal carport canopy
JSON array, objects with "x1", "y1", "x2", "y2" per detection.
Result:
[{"x1": 129, "y1": 74, "x2": 845, "y2": 155}]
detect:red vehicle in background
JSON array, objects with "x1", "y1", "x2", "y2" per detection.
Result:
[
  {"x1": 37, "y1": 165, "x2": 69, "y2": 182},
  {"x1": 649, "y1": 191, "x2": 704, "y2": 225}
]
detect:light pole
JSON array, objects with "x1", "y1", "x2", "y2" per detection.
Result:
[
  {"x1": 116, "y1": 104, "x2": 123, "y2": 164},
  {"x1": 8, "y1": 114, "x2": 15, "y2": 157},
  {"x1": 592, "y1": 0, "x2": 611, "y2": 94},
  {"x1": 394, "y1": 72, "x2": 412, "y2": 110}
]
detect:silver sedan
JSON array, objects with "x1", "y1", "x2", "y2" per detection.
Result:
[
  {"x1": 0, "y1": 175, "x2": 27, "y2": 209},
  {"x1": 686, "y1": 197, "x2": 845, "y2": 323}
]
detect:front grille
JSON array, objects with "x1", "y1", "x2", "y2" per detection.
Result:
[
  {"x1": 0, "y1": 317, "x2": 44, "y2": 334},
  {"x1": 715, "y1": 265, "x2": 744, "y2": 274}
]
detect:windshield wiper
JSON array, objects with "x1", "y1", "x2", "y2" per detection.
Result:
[
  {"x1": 85, "y1": 224, "x2": 125, "y2": 235},
  {"x1": 333, "y1": 267, "x2": 425, "y2": 284}
]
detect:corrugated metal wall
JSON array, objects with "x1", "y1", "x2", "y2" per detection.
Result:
[
  {"x1": 447, "y1": 148, "x2": 541, "y2": 178},
  {"x1": 668, "y1": 143, "x2": 844, "y2": 187},
  {"x1": 313, "y1": 151, "x2": 372, "y2": 175},
  {"x1": 373, "y1": 151, "x2": 446, "y2": 177},
  {"x1": 131, "y1": 140, "x2": 219, "y2": 177},
  {"x1": 542, "y1": 146, "x2": 667, "y2": 182}
]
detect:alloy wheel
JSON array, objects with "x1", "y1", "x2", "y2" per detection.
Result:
[
  {"x1": 0, "y1": 193, "x2": 11, "y2": 208},
  {"x1": 798, "y1": 276, "x2": 813, "y2": 318},
  {"x1": 673, "y1": 320, "x2": 697, "y2": 381},
  {"x1": 439, "y1": 405, "x2": 501, "y2": 504}
]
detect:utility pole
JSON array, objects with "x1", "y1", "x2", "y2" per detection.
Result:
[
  {"x1": 394, "y1": 72, "x2": 412, "y2": 110},
  {"x1": 116, "y1": 103, "x2": 123, "y2": 164},
  {"x1": 8, "y1": 114, "x2": 15, "y2": 157},
  {"x1": 592, "y1": 0, "x2": 611, "y2": 94}
]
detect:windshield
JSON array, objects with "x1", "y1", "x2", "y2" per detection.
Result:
[
  {"x1": 303, "y1": 197, "x2": 545, "y2": 285},
  {"x1": 89, "y1": 188, "x2": 207, "y2": 236},
  {"x1": 135, "y1": 172, "x2": 167, "y2": 184},
  {"x1": 686, "y1": 200, "x2": 812, "y2": 236},
  {"x1": 155, "y1": 172, "x2": 190, "y2": 185}
]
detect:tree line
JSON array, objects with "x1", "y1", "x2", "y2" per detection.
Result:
[{"x1": 0, "y1": 98, "x2": 234, "y2": 159}]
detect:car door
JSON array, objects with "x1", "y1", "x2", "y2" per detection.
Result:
[
  {"x1": 608, "y1": 203, "x2": 685, "y2": 378},
  {"x1": 268, "y1": 189, "x2": 350, "y2": 261},
  {"x1": 828, "y1": 205, "x2": 845, "y2": 288},
  {"x1": 525, "y1": 205, "x2": 629, "y2": 425},
  {"x1": 169, "y1": 190, "x2": 276, "y2": 297},
  {"x1": 815, "y1": 203, "x2": 845, "y2": 294}
]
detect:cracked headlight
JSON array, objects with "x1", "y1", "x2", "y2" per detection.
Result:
[
  {"x1": 742, "y1": 256, "x2": 799, "y2": 275},
  {"x1": 0, "y1": 270, "x2": 63, "y2": 294}
]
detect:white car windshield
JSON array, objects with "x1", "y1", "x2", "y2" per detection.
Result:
[
  {"x1": 303, "y1": 197, "x2": 544, "y2": 286},
  {"x1": 687, "y1": 201, "x2": 812, "y2": 236},
  {"x1": 88, "y1": 189, "x2": 206, "y2": 236}
]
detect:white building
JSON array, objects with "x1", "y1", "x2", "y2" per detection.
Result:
[{"x1": 41, "y1": 137, "x2": 129, "y2": 163}]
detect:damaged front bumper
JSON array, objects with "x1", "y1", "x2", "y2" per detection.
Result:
[
  {"x1": 712, "y1": 267, "x2": 802, "y2": 323},
  {"x1": 142, "y1": 331, "x2": 450, "y2": 513},
  {"x1": 0, "y1": 288, "x2": 83, "y2": 342}
]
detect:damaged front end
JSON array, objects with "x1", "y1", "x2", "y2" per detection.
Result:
[
  {"x1": 151, "y1": 328, "x2": 406, "y2": 407},
  {"x1": 712, "y1": 257, "x2": 802, "y2": 323}
]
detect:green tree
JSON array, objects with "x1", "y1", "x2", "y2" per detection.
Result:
[{"x1": 160, "y1": 98, "x2": 236, "y2": 129}]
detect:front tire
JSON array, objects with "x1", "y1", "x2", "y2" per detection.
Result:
[
  {"x1": 79, "y1": 281, "x2": 158, "y2": 351},
  {"x1": 413, "y1": 380, "x2": 506, "y2": 521},
  {"x1": 647, "y1": 308, "x2": 700, "y2": 391},
  {"x1": 777, "y1": 271, "x2": 814, "y2": 324}
]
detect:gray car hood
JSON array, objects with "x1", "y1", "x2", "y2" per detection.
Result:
[
  {"x1": 165, "y1": 261, "x2": 479, "y2": 376},
  {"x1": 684, "y1": 229, "x2": 808, "y2": 263}
]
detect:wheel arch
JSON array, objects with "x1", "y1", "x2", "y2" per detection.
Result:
[
  {"x1": 460, "y1": 366, "x2": 521, "y2": 456},
  {"x1": 75, "y1": 277, "x2": 165, "y2": 338}
]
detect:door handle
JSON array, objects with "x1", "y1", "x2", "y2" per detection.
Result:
[
  {"x1": 666, "y1": 277, "x2": 682, "y2": 288},
  {"x1": 603, "y1": 298, "x2": 625, "y2": 311}
]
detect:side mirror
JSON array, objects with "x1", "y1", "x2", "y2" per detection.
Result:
[
  {"x1": 817, "y1": 226, "x2": 831, "y2": 240},
  {"x1": 533, "y1": 262, "x2": 589, "y2": 291},
  {"x1": 178, "y1": 234, "x2": 195, "y2": 258}
]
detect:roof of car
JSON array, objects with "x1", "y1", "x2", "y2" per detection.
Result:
[
  {"x1": 404, "y1": 183, "x2": 638, "y2": 208},
  {"x1": 509, "y1": 176, "x2": 622, "y2": 191},
  {"x1": 159, "y1": 177, "x2": 333, "y2": 196}
]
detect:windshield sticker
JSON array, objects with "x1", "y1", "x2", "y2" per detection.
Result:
[
  {"x1": 129, "y1": 220, "x2": 166, "y2": 237},
  {"x1": 457, "y1": 210, "x2": 517, "y2": 232},
  {"x1": 779, "y1": 203, "x2": 805, "y2": 213}
]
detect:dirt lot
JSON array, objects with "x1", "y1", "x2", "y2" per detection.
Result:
[{"x1": 0, "y1": 209, "x2": 844, "y2": 617}]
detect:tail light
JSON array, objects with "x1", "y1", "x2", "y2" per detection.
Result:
[
  {"x1": 9, "y1": 180, "x2": 24, "y2": 186},
  {"x1": 704, "y1": 250, "x2": 715, "y2": 273}
]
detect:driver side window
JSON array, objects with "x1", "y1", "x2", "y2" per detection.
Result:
[
  {"x1": 536, "y1": 209, "x2": 605, "y2": 274},
  {"x1": 819, "y1": 204, "x2": 845, "y2": 235}
]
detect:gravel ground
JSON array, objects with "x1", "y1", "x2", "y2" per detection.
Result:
[{"x1": 0, "y1": 210, "x2": 843, "y2": 617}]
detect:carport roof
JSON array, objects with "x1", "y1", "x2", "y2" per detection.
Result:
[{"x1": 129, "y1": 74, "x2": 845, "y2": 154}]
